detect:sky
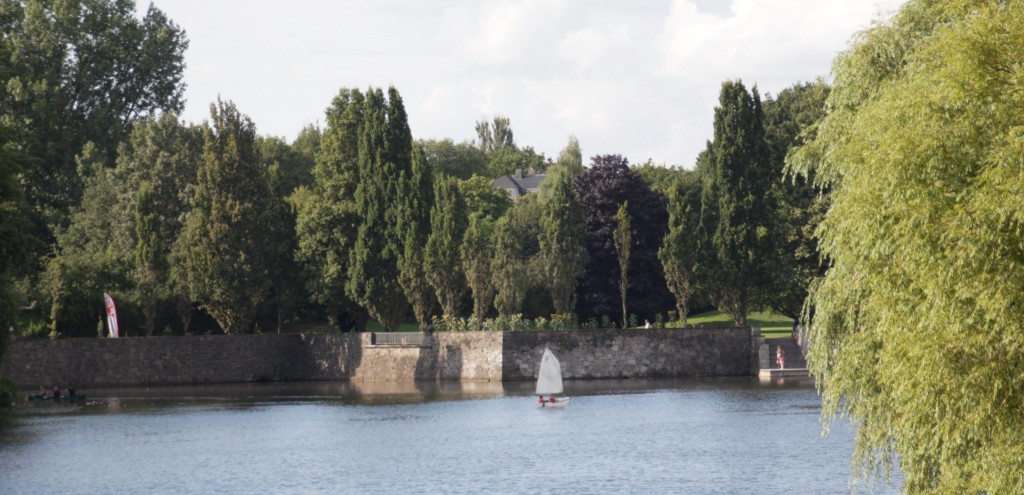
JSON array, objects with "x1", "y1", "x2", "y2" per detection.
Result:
[{"x1": 144, "y1": 0, "x2": 907, "y2": 168}]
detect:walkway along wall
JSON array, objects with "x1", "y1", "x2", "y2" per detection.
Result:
[{"x1": 1, "y1": 328, "x2": 755, "y2": 388}]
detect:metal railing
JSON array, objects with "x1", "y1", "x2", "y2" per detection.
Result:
[{"x1": 371, "y1": 332, "x2": 431, "y2": 347}]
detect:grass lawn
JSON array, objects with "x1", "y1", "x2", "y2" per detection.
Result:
[{"x1": 678, "y1": 310, "x2": 795, "y2": 339}]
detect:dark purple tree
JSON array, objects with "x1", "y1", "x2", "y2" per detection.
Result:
[{"x1": 574, "y1": 155, "x2": 671, "y2": 324}]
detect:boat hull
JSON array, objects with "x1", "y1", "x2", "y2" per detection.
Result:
[{"x1": 538, "y1": 397, "x2": 570, "y2": 408}]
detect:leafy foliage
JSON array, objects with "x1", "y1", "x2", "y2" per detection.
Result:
[
  {"x1": 0, "y1": 0, "x2": 187, "y2": 236},
  {"x1": 419, "y1": 138, "x2": 487, "y2": 180},
  {"x1": 170, "y1": 100, "x2": 288, "y2": 334},
  {"x1": 658, "y1": 170, "x2": 702, "y2": 327},
  {"x1": 294, "y1": 88, "x2": 366, "y2": 331},
  {"x1": 425, "y1": 175, "x2": 468, "y2": 319},
  {"x1": 347, "y1": 87, "x2": 412, "y2": 332},
  {"x1": 791, "y1": 1, "x2": 1024, "y2": 491},
  {"x1": 397, "y1": 145, "x2": 434, "y2": 330},
  {"x1": 457, "y1": 175, "x2": 512, "y2": 220},
  {"x1": 761, "y1": 81, "x2": 830, "y2": 319},
  {"x1": 0, "y1": 127, "x2": 33, "y2": 333},
  {"x1": 539, "y1": 169, "x2": 587, "y2": 314},
  {"x1": 491, "y1": 214, "x2": 528, "y2": 318},
  {"x1": 613, "y1": 201, "x2": 632, "y2": 329},
  {"x1": 462, "y1": 213, "x2": 495, "y2": 331},
  {"x1": 699, "y1": 81, "x2": 775, "y2": 326},
  {"x1": 575, "y1": 155, "x2": 670, "y2": 323}
]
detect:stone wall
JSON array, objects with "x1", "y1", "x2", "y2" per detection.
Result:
[
  {"x1": 1, "y1": 328, "x2": 753, "y2": 388},
  {"x1": 501, "y1": 328, "x2": 753, "y2": 381}
]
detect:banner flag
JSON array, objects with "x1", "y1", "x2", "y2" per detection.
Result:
[{"x1": 103, "y1": 292, "x2": 120, "y2": 338}]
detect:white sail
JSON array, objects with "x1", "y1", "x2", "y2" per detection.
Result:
[{"x1": 535, "y1": 348, "x2": 564, "y2": 395}]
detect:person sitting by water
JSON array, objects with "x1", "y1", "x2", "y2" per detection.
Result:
[
  {"x1": 37, "y1": 386, "x2": 48, "y2": 399},
  {"x1": 65, "y1": 387, "x2": 76, "y2": 398},
  {"x1": 52, "y1": 385, "x2": 61, "y2": 400}
]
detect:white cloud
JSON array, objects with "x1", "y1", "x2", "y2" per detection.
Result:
[
  {"x1": 659, "y1": 0, "x2": 904, "y2": 85},
  {"x1": 558, "y1": 25, "x2": 631, "y2": 72},
  {"x1": 143, "y1": 0, "x2": 909, "y2": 168}
]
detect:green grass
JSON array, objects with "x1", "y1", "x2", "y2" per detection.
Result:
[{"x1": 677, "y1": 310, "x2": 795, "y2": 339}]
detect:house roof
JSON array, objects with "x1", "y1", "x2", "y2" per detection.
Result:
[{"x1": 493, "y1": 172, "x2": 547, "y2": 195}]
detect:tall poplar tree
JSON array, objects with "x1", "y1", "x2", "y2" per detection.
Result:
[
  {"x1": 170, "y1": 100, "x2": 287, "y2": 334},
  {"x1": 701, "y1": 80, "x2": 775, "y2": 326},
  {"x1": 397, "y1": 145, "x2": 435, "y2": 330},
  {"x1": 613, "y1": 202, "x2": 632, "y2": 328},
  {"x1": 539, "y1": 171, "x2": 587, "y2": 315},
  {"x1": 295, "y1": 88, "x2": 367, "y2": 332},
  {"x1": 425, "y1": 175, "x2": 468, "y2": 319},
  {"x1": 462, "y1": 212, "x2": 495, "y2": 331},
  {"x1": 658, "y1": 172, "x2": 702, "y2": 327},
  {"x1": 118, "y1": 114, "x2": 203, "y2": 335},
  {"x1": 346, "y1": 87, "x2": 413, "y2": 332},
  {"x1": 491, "y1": 215, "x2": 527, "y2": 318}
]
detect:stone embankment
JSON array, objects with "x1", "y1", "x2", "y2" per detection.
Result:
[{"x1": 2, "y1": 328, "x2": 755, "y2": 388}]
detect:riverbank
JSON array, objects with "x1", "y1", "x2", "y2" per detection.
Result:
[{"x1": 1, "y1": 328, "x2": 755, "y2": 388}]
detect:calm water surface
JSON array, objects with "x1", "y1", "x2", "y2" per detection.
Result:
[{"x1": 0, "y1": 378, "x2": 901, "y2": 494}]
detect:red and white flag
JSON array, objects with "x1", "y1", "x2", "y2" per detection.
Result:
[{"x1": 103, "y1": 292, "x2": 120, "y2": 338}]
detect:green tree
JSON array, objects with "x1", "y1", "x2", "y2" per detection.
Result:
[
  {"x1": 425, "y1": 175, "x2": 468, "y2": 319},
  {"x1": 613, "y1": 202, "x2": 632, "y2": 328},
  {"x1": 762, "y1": 81, "x2": 830, "y2": 319},
  {"x1": 458, "y1": 175, "x2": 512, "y2": 220},
  {"x1": 258, "y1": 134, "x2": 314, "y2": 197},
  {"x1": 117, "y1": 114, "x2": 203, "y2": 335},
  {"x1": 346, "y1": 87, "x2": 412, "y2": 332},
  {"x1": 461, "y1": 213, "x2": 495, "y2": 331},
  {"x1": 475, "y1": 116, "x2": 515, "y2": 154},
  {"x1": 491, "y1": 215, "x2": 528, "y2": 318},
  {"x1": 291, "y1": 124, "x2": 322, "y2": 171},
  {"x1": 700, "y1": 80, "x2": 775, "y2": 326},
  {"x1": 43, "y1": 144, "x2": 134, "y2": 337},
  {"x1": 791, "y1": 1, "x2": 1024, "y2": 492},
  {"x1": 538, "y1": 170, "x2": 587, "y2": 315},
  {"x1": 0, "y1": 127, "x2": 33, "y2": 335},
  {"x1": 294, "y1": 88, "x2": 367, "y2": 332},
  {"x1": 170, "y1": 100, "x2": 287, "y2": 334},
  {"x1": 539, "y1": 136, "x2": 583, "y2": 200},
  {"x1": 0, "y1": 0, "x2": 187, "y2": 237},
  {"x1": 418, "y1": 138, "x2": 487, "y2": 180},
  {"x1": 397, "y1": 145, "x2": 434, "y2": 330},
  {"x1": 658, "y1": 171, "x2": 702, "y2": 327}
]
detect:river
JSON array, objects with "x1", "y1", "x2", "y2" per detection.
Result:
[{"x1": 0, "y1": 377, "x2": 901, "y2": 494}]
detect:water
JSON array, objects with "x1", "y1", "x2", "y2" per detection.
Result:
[{"x1": 0, "y1": 378, "x2": 901, "y2": 494}]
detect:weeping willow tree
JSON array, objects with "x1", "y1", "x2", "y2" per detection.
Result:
[{"x1": 789, "y1": 1, "x2": 1024, "y2": 492}]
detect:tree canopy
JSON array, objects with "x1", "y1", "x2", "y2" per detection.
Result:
[
  {"x1": 791, "y1": 1, "x2": 1024, "y2": 491},
  {"x1": 0, "y1": 0, "x2": 187, "y2": 238},
  {"x1": 699, "y1": 80, "x2": 775, "y2": 326},
  {"x1": 170, "y1": 100, "x2": 287, "y2": 334},
  {"x1": 575, "y1": 155, "x2": 670, "y2": 323}
]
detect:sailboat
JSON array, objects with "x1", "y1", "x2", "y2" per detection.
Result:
[{"x1": 536, "y1": 347, "x2": 570, "y2": 408}]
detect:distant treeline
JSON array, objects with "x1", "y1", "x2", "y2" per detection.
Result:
[{"x1": 0, "y1": 0, "x2": 828, "y2": 338}]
